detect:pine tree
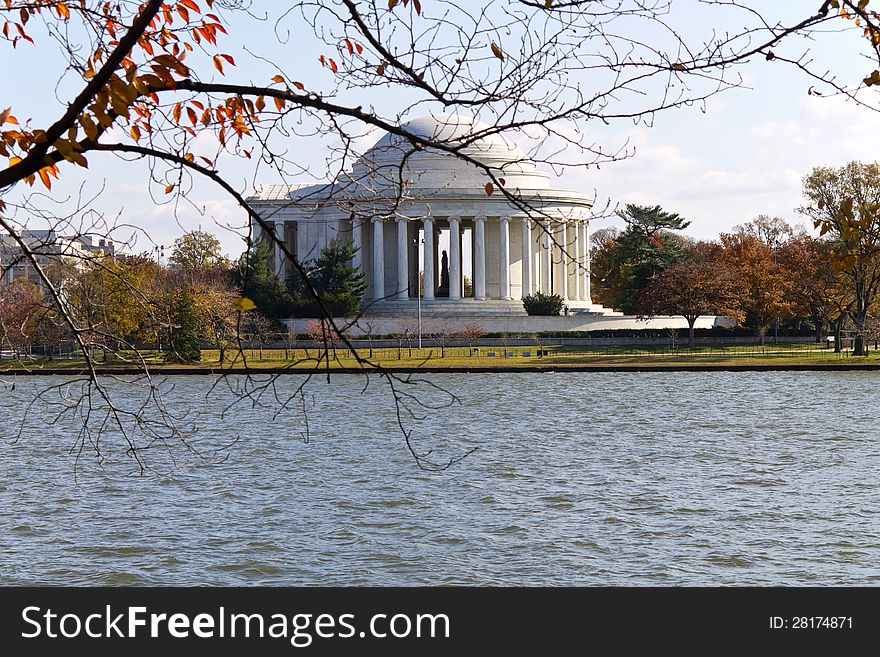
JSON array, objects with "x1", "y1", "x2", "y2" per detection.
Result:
[
  {"x1": 163, "y1": 287, "x2": 202, "y2": 363},
  {"x1": 288, "y1": 238, "x2": 366, "y2": 317}
]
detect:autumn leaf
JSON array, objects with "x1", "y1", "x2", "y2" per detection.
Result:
[
  {"x1": 271, "y1": 74, "x2": 285, "y2": 83},
  {"x1": 165, "y1": 184, "x2": 175, "y2": 194},
  {"x1": 490, "y1": 42, "x2": 504, "y2": 61},
  {"x1": 485, "y1": 182, "x2": 494, "y2": 195},
  {"x1": 130, "y1": 124, "x2": 141, "y2": 142},
  {"x1": 38, "y1": 167, "x2": 52, "y2": 190},
  {"x1": 212, "y1": 54, "x2": 224, "y2": 74}
]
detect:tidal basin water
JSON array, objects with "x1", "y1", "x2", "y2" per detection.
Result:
[{"x1": 1, "y1": 371, "x2": 878, "y2": 585}]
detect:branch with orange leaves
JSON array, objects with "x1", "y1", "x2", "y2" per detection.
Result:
[{"x1": 0, "y1": 0, "x2": 164, "y2": 190}]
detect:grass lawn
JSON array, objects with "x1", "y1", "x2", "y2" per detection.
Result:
[{"x1": 3, "y1": 342, "x2": 880, "y2": 372}]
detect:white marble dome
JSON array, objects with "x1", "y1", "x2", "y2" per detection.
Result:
[{"x1": 351, "y1": 113, "x2": 552, "y2": 193}]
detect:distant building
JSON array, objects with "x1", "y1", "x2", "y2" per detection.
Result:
[{"x1": 0, "y1": 230, "x2": 125, "y2": 290}]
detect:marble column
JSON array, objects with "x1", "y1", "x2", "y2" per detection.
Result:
[
  {"x1": 574, "y1": 221, "x2": 583, "y2": 302},
  {"x1": 521, "y1": 218, "x2": 532, "y2": 298},
  {"x1": 541, "y1": 222, "x2": 551, "y2": 294},
  {"x1": 396, "y1": 218, "x2": 408, "y2": 300},
  {"x1": 423, "y1": 217, "x2": 435, "y2": 300},
  {"x1": 351, "y1": 216, "x2": 362, "y2": 273},
  {"x1": 449, "y1": 216, "x2": 461, "y2": 300},
  {"x1": 372, "y1": 217, "x2": 384, "y2": 300},
  {"x1": 474, "y1": 216, "x2": 486, "y2": 300},
  {"x1": 584, "y1": 220, "x2": 592, "y2": 302},
  {"x1": 499, "y1": 216, "x2": 511, "y2": 300},
  {"x1": 274, "y1": 220, "x2": 285, "y2": 280},
  {"x1": 559, "y1": 221, "x2": 569, "y2": 300}
]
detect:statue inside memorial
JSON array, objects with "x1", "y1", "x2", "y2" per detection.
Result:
[{"x1": 438, "y1": 249, "x2": 450, "y2": 297}]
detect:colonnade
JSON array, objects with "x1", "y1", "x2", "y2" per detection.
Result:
[{"x1": 350, "y1": 215, "x2": 592, "y2": 303}]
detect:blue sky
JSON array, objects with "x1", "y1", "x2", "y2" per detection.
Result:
[{"x1": 2, "y1": 1, "x2": 879, "y2": 258}]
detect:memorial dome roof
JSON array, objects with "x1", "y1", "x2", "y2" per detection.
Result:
[{"x1": 351, "y1": 113, "x2": 550, "y2": 190}]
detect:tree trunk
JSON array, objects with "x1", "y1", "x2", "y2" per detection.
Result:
[
  {"x1": 813, "y1": 316, "x2": 825, "y2": 343},
  {"x1": 854, "y1": 279, "x2": 868, "y2": 356},
  {"x1": 687, "y1": 317, "x2": 696, "y2": 350},
  {"x1": 855, "y1": 334, "x2": 867, "y2": 356},
  {"x1": 854, "y1": 310, "x2": 868, "y2": 357}
]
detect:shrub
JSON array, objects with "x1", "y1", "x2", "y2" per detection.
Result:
[{"x1": 522, "y1": 292, "x2": 564, "y2": 316}]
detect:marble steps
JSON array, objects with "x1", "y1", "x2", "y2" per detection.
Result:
[
  {"x1": 362, "y1": 299, "x2": 624, "y2": 318},
  {"x1": 363, "y1": 299, "x2": 527, "y2": 317}
]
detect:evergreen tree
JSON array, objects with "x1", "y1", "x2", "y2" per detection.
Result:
[
  {"x1": 288, "y1": 238, "x2": 366, "y2": 317},
  {"x1": 592, "y1": 204, "x2": 692, "y2": 313},
  {"x1": 234, "y1": 239, "x2": 295, "y2": 321},
  {"x1": 616, "y1": 204, "x2": 690, "y2": 237},
  {"x1": 163, "y1": 287, "x2": 202, "y2": 363}
]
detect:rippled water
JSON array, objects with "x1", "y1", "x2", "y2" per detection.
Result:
[{"x1": 0, "y1": 371, "x2": 878, "y2": 585}]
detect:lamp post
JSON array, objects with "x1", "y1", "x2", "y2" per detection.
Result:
[
  {"x1": 153, "y1": 244, "x2": 164, "y2": 352},
  {"x1": 418, "y1": 236, "x2": 423, "y2": 349}
]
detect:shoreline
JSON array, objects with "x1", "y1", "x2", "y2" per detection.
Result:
[{"x1": 2, "y1": 362, "x2": 880, "y2": 375}]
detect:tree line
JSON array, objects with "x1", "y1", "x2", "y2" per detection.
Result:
[
  {"x1": 5, "y1": 160, "x2": 880, "y2": 360},
  {"x1": 592, "y1": 161, "x2": 880, "y2": 354},
  {"x1": 0, "y1": 230, "x2": 365, "y2": 363}
]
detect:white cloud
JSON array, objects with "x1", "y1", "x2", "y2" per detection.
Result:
[{"x1": 551, "y1": 94, "x2": 880, "y2": 239}]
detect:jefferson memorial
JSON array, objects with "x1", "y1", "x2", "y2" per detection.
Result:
[{"x1": 248, "y1": 114, "x2": 721, "y2": 332}]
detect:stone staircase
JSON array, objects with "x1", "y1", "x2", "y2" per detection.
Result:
[{"x1": 362, "y1": 297, "x2": 623, "y2": 317}]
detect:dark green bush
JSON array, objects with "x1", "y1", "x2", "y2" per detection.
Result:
[{"x1": 522, "y1": 292, "x2": 564, "y2": 316}]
